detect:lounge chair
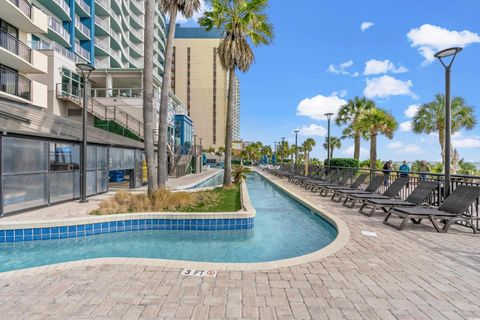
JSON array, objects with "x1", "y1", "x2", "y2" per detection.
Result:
[
  {"x1": 306, "y1": 170, "x2": 344, "y2": 192},
  {"x1": 358, "y1": 181, "x2": 438, "y2": 216},
  {"x1": 383, "y1": 185, "x2": 480, "y2": 233},
  {"x1": 331, "y1": 175, "x2": 385, "y2": 203},
  {"x1": 290, "y1": 167, "x2": 325, "y2": 184},
  {"x1": 342, "y1": 178, "x2": 409, "y2": 208},
  {"x1": 301, "y1": 169, "x2": 337, "y2": 189},
  {"x1": 316, "y1": 171, "x2": 354, "y2": 196},
  {"x1": 319, "y1": 173, "x2": 368, "y2": 197}
]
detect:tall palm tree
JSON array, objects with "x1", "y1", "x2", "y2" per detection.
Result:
[
  {"x1": 354, "y1": 108, "x2": 397, "y2": 170},
  {"x1": 260, "y1": 145, "x2": 272, "y2": 157},
  {"x1": 199, "y1": 0, "x2": 274, "y2": 186},
  {"x1": 412, "y1": 94, "x2": 476, "y2": 163},
  {"x1": 302, "y1": 138, "x2": 316, "y2": 176},
  {"x1": 323, "y1": 136, "x2": 342, "y2": 159},
  {"x1": 157, "y1": 0, "x2": 202, "y2": 188},
  {"x1": 142, "y1": 0, "x2": 158, "y2": 194},
  {"x1": 335, "y1": 96, "x2": 375, "y2": 160}
]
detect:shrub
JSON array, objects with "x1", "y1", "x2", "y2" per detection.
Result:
[
  {"x1": 232, "y1": 163, "x2": 251, "y2": 183},
  {"x1": 326, "y1": 158, "x2": 360, "y2": 168}
]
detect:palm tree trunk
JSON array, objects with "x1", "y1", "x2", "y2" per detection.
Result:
[
  {"x1": 304, "y1": 152, "x2": 309, "y2": 176},
  {"x1": 353, "y1": 133, "x2": 360, "y2": 160},
  {"x1": 158, "y1": 8, "x2": 178, "y2": 188},
  {"x1": 370, "y1": 133, "x2": 377, "y2": 170},
  {"x1": 142, "y1": 0, "x2": 157, "y2": 194},
  {"x1": 223, "y1": 68, "x2": 235, "y2": 185},
  {"x1": 439, "y1": 128, "x2": 445, "y2": 165}
]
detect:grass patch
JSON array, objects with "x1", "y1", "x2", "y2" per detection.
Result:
[{"x1": 90, "y1": 184, "x2": 241, "y2": 215}]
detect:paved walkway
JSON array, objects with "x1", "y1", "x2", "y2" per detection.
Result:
[
  {"x1": 1, "y1": 171, "x2": 480, "y2": 319},
  {"x1": 0, "y1": 169, "x2": 221, "y2": 222}
]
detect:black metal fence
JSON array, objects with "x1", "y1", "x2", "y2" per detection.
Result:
[{"x1": 272, "y1": 164, "x2": 480, "y2": 230}]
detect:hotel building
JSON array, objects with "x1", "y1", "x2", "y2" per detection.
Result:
[{"x1": 173, "y1": 24, "x2": 241, "y2": 149}]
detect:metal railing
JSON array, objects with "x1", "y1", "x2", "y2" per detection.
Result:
[
  {"x1": 0, "y1": 66, "x2": 31, "y2": 100},
  {"x1": 75, "y1": 15, "x2": 91, "y2": 37},
  {"x1": 55, "y1": 83, "x2": 144, "y2": 138},
  {"x1": 0, "y1": 29, "x2": 31, "y2": 62},
  {"x1": 53, "y1": 0, "x2": 70, "y2": 16},
  {"x1": 8, "y1": 0, "x2": 31, "y2": 18},
  {"x1": 48, "y1": 17, "x2": 70, "y2": 42},
  {"x1": 76, "y1": 45, "x2": 90, "y2": 60},
  {"x1": 90, "y1": 87, "x2": 142, "y2": 98},
  {"x1": 282, "y1": 164, "x2": 480, "y2": 230},
  {"x1": 76, "y1": 0, "x2": 90, "y2": 14},
  {"x1": 32, "y1": 39, "x2": 85, "y2": 63}
]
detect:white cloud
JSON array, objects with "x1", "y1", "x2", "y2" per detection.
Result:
[
  {"x1": 298, "y1": 124, "x2": 327, "y2": 137},
  {"x1": 363, "y1": 59, "x2": 408, "y2": 75},
  {"x1": 404, "y1": 104, "x2": 420, "y2": 118},
  {"x1": 176, "y1": 0, "x2": 208, "y2": 24},
  {"x1": 407, "y1": 24, "x2": 480, "y2": 65},
  {"x1": 361, "y1": 22, "x2": 374, "y2": 32},
  {"x1": 387, "y1": 141, "x2": 422, "y2": 154},
  {"x1": 364, "y1": 75, "x2": 416, "y2": 99},
  {"x1": 351, "y1": 72, "x2": 360, "y2": 77},
  {"x1": 452, "y1": 137, "x2": 480, "y2": 149},
  {"x1": 330, "y1": 89, "x2": 348, "y2": 98},
  {"x1": 327, "y1": 60, "x2": 355, "y2": 76},
  {"x1": 296, "y1": 94, "x2": 347, "y2": 121},
  {"x1": 400, "y1": 121, "x2": 413, "y2": 132},
  {"x1": 341, "y1": 145, "x2": 369, "y2": 158}
]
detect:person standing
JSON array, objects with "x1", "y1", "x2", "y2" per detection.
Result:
[
  {"x1": 383, "y1": 160, "x2": 393, "y2": 186},
  {"x1": 399, "y1": 161, "x2": 410, "y2": 178},
  {"x1": 418, "y1": 160, "x2": 431, "y2": 181}
]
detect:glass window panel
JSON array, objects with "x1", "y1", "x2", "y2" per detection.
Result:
[
  {"x1": 50, "y1": 172, "x2": 75, "y2": 203},
  {"x1": 3, "y1": 137, "x2": 48, "y2": 174},
  {"x1": 109, "y1": 148, "x2": 123, "y2": 170},
  {"x1": 49, "y1": 143, "x2": 80, "y2": 171},
  {"x1": 3, "y1": 174, "x2": 47, "y2": 213},
  {"x1": 97, "y1": 146, "x2": 108, "y2": 169},
  {"x1": 74, "y1": 171, "x2": 80, "y2": 198},
  {"x1": 87, "y1": 145, "x2": 96, "y2": 170},
  {"x1": 97, "y1": 170, "x2": 108, "y2": 193},
  {"x1": 124, "y1": 149, "x2": 134, "y2": 169},
  {"x1": 87, "y1": 171, "x2": 96, "y2": 196}
]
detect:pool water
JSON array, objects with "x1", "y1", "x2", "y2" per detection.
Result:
[
  {"x1": 188, "y1": 171, "x2": 224, "y2": 189},
  {"x1": 0, "y1": 173, "x2": 337, "y2": 272}
]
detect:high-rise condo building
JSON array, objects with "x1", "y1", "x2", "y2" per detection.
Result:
[{"x1": 173, "y1": 24, "x2": 241, "y2": 149}]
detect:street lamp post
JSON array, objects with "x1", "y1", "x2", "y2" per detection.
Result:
[
  {"x1": 325, "y1": 113, "x2": 334, "y2": 169},
  {"x1": 281, "y1": 137, "x2": 285, "y2": 163},
  {"x1": 294, "y1": 130, "x2": 299, "y2": 171},
  {"x1": 434, "y1": 47, "x2": 462, "y2": 198},
  {"x1": 76, "y1": 63, "x2": 95, "y2": 203}
]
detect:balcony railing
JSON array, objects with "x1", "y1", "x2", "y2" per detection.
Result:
[
  {"x1": 91, "y1": 87, "x2": 142, "y2": 98},
  {"x1": 48, "y1": 17, "x2": 70, "y2": 42},
  {"x1": 0, "y1": 65, "x2": 31, "y2": 100},
  {"x1": 75, "y1": 16, "x2": 90, "y2": 36},
  {"x1": 94, "y1": 37, "x2": 109, "y2": 51},
  {"x1": 31, "y1": 39, "x2": 86, "y2": 63},
  {"x1": 53, "y1": 0, "x2": 70, "y2": 16},
  {"x1": 76, "y1": 45, "x2": 90, "y2": 60},
  {"x1": 0, "y1": 29, "x2": 32, "y2": 62},
  {"x1": 8, "y1": 0, "x2": 31, "y2": 18},
  {"x1": 76, "y1": 0, "x2": 90, "y2": 14}
]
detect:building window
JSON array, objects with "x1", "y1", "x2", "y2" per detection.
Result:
[
  {"x1": 0, "y1": 64, "x2": 31, "y2": 100},
  {"x1": 60, "y1": 68, "x2": 83, "y2": 98}
]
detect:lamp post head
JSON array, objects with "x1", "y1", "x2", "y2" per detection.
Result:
[
  {"x1": 76, "y1": 63, "x2": 95, "y2": 80},
  {"x1": 294, "y1": 130, "x2": 299, "y2": 134},
  {"x1": 434, "y1": 47, "x2": 462, "y2": 69},
  {"x1": 325, "y1": 112, "x2": 334, "y2": 120}
]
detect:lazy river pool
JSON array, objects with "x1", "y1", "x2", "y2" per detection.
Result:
[{"x1": 0, "y1": 173, "x2": 337, "y2": 271}]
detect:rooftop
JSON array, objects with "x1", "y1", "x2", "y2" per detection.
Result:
[{"x1": 174, "y1": 24, "x2": 224, "y2": 39}]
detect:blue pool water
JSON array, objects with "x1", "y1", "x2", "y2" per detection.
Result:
[
  {"x1": 188, "y1": 171, "x2": 224, "y2": 189},
  {"x1": 0, "y1": 173, "x2": 337, "y2": 272}
]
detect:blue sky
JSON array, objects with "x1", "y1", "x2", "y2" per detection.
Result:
[{"x1": 183, "y1": 0, "x2": 480, "y2": 162}]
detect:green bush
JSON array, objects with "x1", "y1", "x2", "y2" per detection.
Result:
[{"x1": 326, "y1": 158, "x2": 360, "y2": 168}]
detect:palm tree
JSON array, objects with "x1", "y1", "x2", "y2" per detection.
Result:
[
  {"x1": 335, "y1": 96, "x2": 375, "y2": 160},
  {"x1": 142, "y1": 0, "x2": 158, "y2": 194},
  {"x1": 157, "y1": 0, "x2": 202, "y2": 188},
  {"x1": 354, "y1": 108, "x2": 397, "y2": 170},
  {"x1": 260, "y1": 145, "x2": 272, "y2": 157},
  {"x1": 412, "y1": 94, "x2": 476, "y2": 163},
  {"x1": 302, "y1": 138, "x2": 316, "y2": 176},
  {"x1": 322, "y1": 136, "x2": 342, "y2": 159},
  {"x1": 199, "y1": 0, "x2": 274, "y2": 186}
]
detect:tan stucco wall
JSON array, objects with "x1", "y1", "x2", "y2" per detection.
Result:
[{"x1": 173, "y1": 38, "x2": 228, "y2": 150}]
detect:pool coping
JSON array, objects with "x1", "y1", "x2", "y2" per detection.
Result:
[
  {"x1": 0, "y1": 171, "x2": 350, "y2": 274},
  {"x1": 171, "y1": 170, "x2": 224, "y2": 191}
]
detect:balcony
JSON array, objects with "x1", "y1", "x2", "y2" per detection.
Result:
[
  {"x1": 0, "y1": 30, "x2": 47, "y2": 73},
  {"x1": 37, "y1": 0, "x2": 70, "y2": 21},
  {"x1": 76, "y1": 45, "x2": 90, "y2": 61},
  {"x1": 32, "y1": 39, "x2": 85, "y2": 64},
  {"x1": 0, "y1": 0, "x2": 48, "y2": 33},
  {"x1": 0, "y1": 65, "x2": 47, "y2": 108},
  {"x1": 94, "y1": 36, "x2": 109, "y2": 55},
  {"x1": 48, "y1": 17, "x2": 70, "y2": 47},
  {"x1": 75, "y1": 0, "x2": 91, "y2": 17},
  {"x1": 75, "y1": 16, "x2": 91, "y2": 40}
]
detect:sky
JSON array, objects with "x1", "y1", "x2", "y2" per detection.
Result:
[{"x1": 180, "y1": 0, "x2": 480, "y2": 162}]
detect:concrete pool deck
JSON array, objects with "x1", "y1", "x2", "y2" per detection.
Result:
[{"x1": 0, "y1": 171, "x2": 480, "y2": 319}]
